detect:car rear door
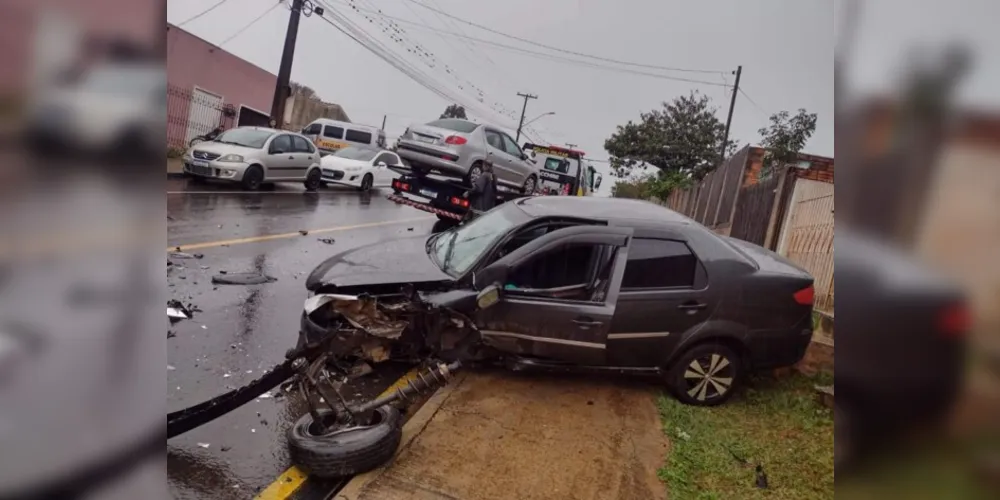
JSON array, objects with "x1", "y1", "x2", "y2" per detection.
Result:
[
  {"x1": 499, "y1": 132, "x2": 530, "y2": 184},
  {"x1": 604, "y1": 228, "x2": 716, "y2": 367},
  {"x1": 290, "y1": 135, "x2": 317, "y2": 179},
  {"x1": 473, "y1": 226, "x2": 633, "y2": 366},
  {"x1": 483, "y1": 128, "x2": 515, "y2": 183}
]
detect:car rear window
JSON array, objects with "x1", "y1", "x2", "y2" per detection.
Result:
[
  {"x1": 622, "y1": 238, "x2": 697, "y2": 289},
  {"x1": 427, "y1": 119, "x2": 478, "y2": 133}
]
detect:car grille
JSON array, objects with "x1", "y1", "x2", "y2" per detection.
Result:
[
  {"x1": 322, "y1": 169, "x2": 344, "y2": 180},
  {"x1": 192, "y1": 150, "x2": 221, "y2": 161},
  {"x1": 187, "y1": 164, "x2": 214, "y2": 176}
]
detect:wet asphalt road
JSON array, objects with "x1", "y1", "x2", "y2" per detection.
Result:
[{"x1": 166, "y1": 179, "x2": 446, "y2": 499}]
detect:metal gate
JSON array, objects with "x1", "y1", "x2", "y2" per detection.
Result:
[{"x1": 776, "y1": 178, "x2": 835, "y2": 313}]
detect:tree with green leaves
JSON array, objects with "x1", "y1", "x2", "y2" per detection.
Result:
[
  {"x1": 604, "y1": 91, "x2": 736, "y2": 198},
  {"x1": 757, "y1": 109, "x2": 818, "y2": 177},
  {"x1": 440, "y1": 104, "x2": 467, "y2": 120}
]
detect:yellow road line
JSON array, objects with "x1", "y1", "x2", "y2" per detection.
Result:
[
  {"x1": 253, "y1": 367, "x2": 423, "y2": 500},
  {"x1": 168, "y1": 217, "x2": 431, "y2": 252},
  {"x1": 254, "y1": 466, "x2": 309, "y2": 500}
]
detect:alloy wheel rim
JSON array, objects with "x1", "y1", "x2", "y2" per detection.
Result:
[
  {"x1": 683, "y1": 353, "x2": 734, "y2": 402},
  {"x1": 469, "y1": 166, "x2": 482, "y2": 183},
  {"x1": 524, "y1": 177, "x2": 535, "y2": 193}
]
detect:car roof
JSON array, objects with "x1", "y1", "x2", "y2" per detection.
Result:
[{"x1": 513, "y1": 196, "x2": 695, "y2": 226}]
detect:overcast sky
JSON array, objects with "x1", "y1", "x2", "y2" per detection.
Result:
[{"x1": 168, "y1": 0, "x2": 835, "y2": 193}]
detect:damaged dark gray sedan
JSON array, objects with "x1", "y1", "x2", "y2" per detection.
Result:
[{"x1": 288, "y1": 196, "x2": 815, "y2": 477}]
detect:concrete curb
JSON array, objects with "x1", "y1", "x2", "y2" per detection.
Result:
[{"x1": 333, "y1": 372, "x2": 469, "y2": 500}]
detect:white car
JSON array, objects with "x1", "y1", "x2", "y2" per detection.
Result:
[{"x1": 320, "y1": 146, "x2": 403, "y2": 191}]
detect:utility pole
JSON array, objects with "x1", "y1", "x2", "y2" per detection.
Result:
[
  {"x1": 270, "y1": 0, "x2": 304, "y2": 129},
  {"x1": 515, "y1": 92, "x2": 537, "y2": 143},
  {"x1": 719, "y1": 65, "x2": 742, "y2": 162},
  {"x1": 381, "y1": 115, "x2": 387, "y2": 130}
]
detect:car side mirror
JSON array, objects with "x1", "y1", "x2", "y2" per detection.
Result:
[
  {"x1": 376, "y1": 161, "x2": 387, "y2": 168},
  {"x1": 474, "y1": 261, "x2": 508, "y2": 291},
  {"x1": 476, "y1": 284, "x2": 502, "y2": 310},
  {"x1": 595, "y1": 174, "x2": 603, "y2": 189},
  {"x1": 271, "y1": 148, "x2": 285, "y2": 155}
]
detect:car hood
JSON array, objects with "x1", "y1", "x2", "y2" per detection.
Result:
[
  {"x1": 305, "y1": 235, "x2": 452, "y2": 291},
  {"x1": 189, "y1": 142, "x2": 261, "y2": 157},
  {"x1": 321, "y1": 156, "x2": 368, "y2": 169}
]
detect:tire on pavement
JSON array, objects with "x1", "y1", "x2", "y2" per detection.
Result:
[
  {"x1": 358, "y1": 173, "x2": 373, "y2": 192},
  {"x1": 287, "y1": 406, "x2": 402, "y2": 478},
  {"x1": 666, "y1": 342, "x2": 743, "y2": 406},
  {"x1": 242, "y1": 165, "x2": 264, "y2": 191},
  {"x1": 304, "y1": 168, "x2": 322, "y2": 191}
]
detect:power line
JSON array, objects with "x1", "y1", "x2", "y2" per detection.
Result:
[
  {"x1": 314, "y1": 2, "x2": 518, "y2": 128},
  {"x1": 219, "y1": 1, "x2": 284, "y2": 46},
  {"x1": 403, "y1": 0, "x2": 724, "y2": 75},
  {"x1": 738, "y1": 87, "x2": 767, "y2": 116},
  {"x1": 177, "y1": 0, "x2": 234, "y2": 27},
  {"x1": 324, "y1": 0, "x2": 730, "y2": 87}
]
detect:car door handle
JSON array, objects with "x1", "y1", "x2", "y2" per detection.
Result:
[
  {"x1": 573, "y1": 318, "x2": 603, "y2": 327},
  {"x1": 677, "y1": 302, "x2": 707, "y2": 311}
]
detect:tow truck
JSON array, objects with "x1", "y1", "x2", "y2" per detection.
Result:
[
  {"x1": 387, "y1": 144, "x2": 603, "y2": 221},
  {"x1": 523, "y1": 143, "x2": 602, "y2": 197}
]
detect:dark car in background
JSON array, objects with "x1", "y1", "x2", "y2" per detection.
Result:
[{"x1": 301, "y1": 196, "x2": 816, "y2": 406}]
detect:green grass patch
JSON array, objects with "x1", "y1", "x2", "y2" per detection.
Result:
[{"x1": 657, "y1": 372, "x2": 834, "y2": 499}]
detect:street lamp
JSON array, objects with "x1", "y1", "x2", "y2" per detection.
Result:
[{"x1": 522, "y1": 111, "x2": 555, "y2": 127}]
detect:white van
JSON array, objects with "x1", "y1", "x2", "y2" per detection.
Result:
[{"x1": 300, "y1": 118, "x2": 386, "y2": 155}]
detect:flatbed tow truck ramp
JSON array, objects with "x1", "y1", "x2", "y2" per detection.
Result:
[{"x1": 387, "y1": 166, "x2": 527, "y2": 221}]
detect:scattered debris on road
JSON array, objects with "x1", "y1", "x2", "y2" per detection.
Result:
[
  {"x1": 299, "y1": 230, "x2": 309, "y2": 236},
  {"x1": 167, "y1": 299, "x2": 201, "y2": 322},
  {"x1": 211, "y1": 273, "x2": 277, "y2": 285},
  {"x1": 197, "y1": 443, "x2": 210, "y2": 449},
  {"x1": 317, "y1": 238, "x2": 335, "y2": 244},
  {"x1": 169, "y1": 251, "x2": 204, "y2": 260}
]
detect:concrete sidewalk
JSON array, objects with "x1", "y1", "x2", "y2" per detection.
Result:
[{"x1": 336, "y1": 369, "x2": 669, "y2": 500}]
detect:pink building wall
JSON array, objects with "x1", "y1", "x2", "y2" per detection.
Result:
[{"x1": 166, "y1": 24, "x2": 277, "y2": 147}]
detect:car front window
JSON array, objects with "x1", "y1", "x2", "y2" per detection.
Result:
[
  {"x1": 215, "y1": 128, "x2": 274, "y2": 149},
  {"x1": 429, "y1": 204, "x2": 527, "y2": 276}
]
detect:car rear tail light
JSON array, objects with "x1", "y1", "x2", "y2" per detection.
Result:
[
  {"x1": 793, "y1": 285, "x2": 814, "y2": 305},
  {"x1": 444, "y1": 135, "x2": 467, "y2": 145},
  {"x1": 937, "y1": 303, "x2": 970, "y2": 338},
  {"x1": 393, "y1": 180, "x2": 411, "y2": 192},
  {"x1": 449, "y1": 196, "x2": 470, "y2": 208}
]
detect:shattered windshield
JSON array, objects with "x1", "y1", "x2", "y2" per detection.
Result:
[{"x1": 429, "y1": 204, "x2": 527, "y2": 276}]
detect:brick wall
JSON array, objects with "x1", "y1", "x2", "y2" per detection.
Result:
[{"x1": 742, "y1": 147, "x2": 834, "y2": 186}]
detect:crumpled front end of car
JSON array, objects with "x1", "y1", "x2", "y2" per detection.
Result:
[{"x1": 297, "y1": 288, "x2": 486, "y2": 376}]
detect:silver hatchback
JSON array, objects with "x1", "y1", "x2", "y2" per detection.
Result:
[
  {"x1": 396, "y1": 118, "x2": 539, "y2": 193},
  {"x1": 183, "y1": 127, "x2": 323, "y2": 191}
]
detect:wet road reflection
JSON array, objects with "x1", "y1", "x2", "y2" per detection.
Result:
[{"x1": 167, "y1": 179, "x2": 432, "y2": 498}]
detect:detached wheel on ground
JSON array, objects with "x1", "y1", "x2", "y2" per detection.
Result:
[
  {"x1": 358, "y1": 173, "x2": 374, "y2": 192},
  {"x1": 241, "y1": 165, "x2": 265, "y2": 191},
  {"x1": 304, "y1": 168, "x2": 322, "y2": 191},
  {"x1": 666, "y1": 343, "x2": 742, "y2": 406},
  {"x1": 287, "y1": 406, "x2": 402, "y2": 478}
]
